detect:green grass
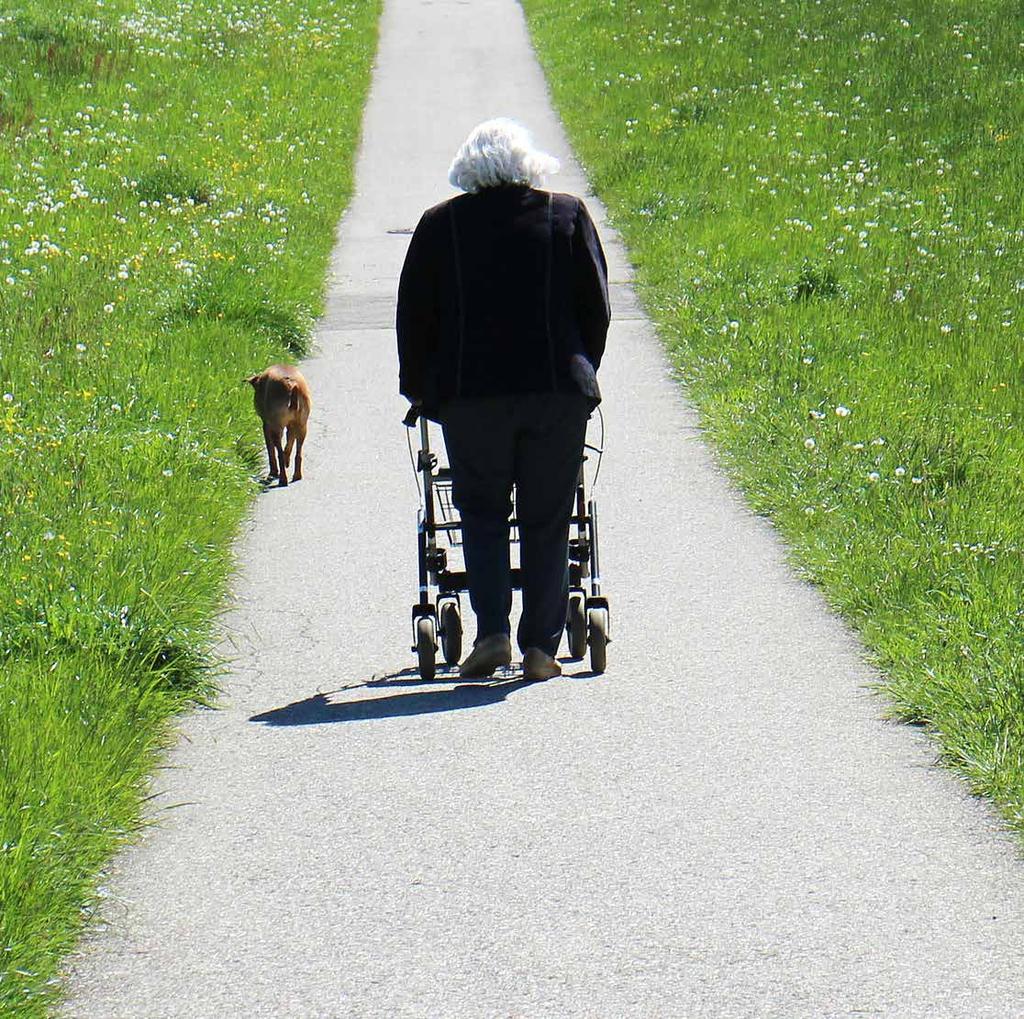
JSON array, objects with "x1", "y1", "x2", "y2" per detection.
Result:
[
  {"x1": 0, "y1": 0, "x2": 380, "y2": 1012},
  {"x1": 521, "y1": 1, "x2": 1024, "y2": 829}
]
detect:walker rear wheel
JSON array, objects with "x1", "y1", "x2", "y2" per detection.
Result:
[
  {"x1": 439, "y1": 601, "x2": 463, "y2": 666},
  {"x1": 588, "y1": 607, "x2": 608, "y2": 674},
  {"x1": 566, "y1": 593, "x2": 586, "y2": 660},
  {"x1": 416, "y1": 616, "x2": 436, "y2": 681}
]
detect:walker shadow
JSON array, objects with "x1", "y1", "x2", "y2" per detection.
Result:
[{"x1": 249, "y1": 670, "x2": 543, "y2": 726}]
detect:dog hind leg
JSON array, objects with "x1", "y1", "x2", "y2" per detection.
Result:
[
  {"x1": 291, "y1": 423, "x2": 306, "y2": 482},
  {"x1": 274, "y1": 431, "x2": 289, "y2": 486},
  {"x1": 283, "y1": 429, "x2": 295, "y2": 470},
  {"x1": 263, "y1": 423, "x2": 279, "y2": 478}
]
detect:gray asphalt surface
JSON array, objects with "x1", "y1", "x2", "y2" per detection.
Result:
[{"x1": 62, "y1": 0, "x2": 1024, "y2": 1016}]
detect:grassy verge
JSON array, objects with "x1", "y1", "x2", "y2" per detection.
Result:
[
  {"x1": 0, "y1": 0, "x2": 380, "y2": 1012},
  {"x1": 521, "y1": 1, "x2": 1024, "y2": 831}
]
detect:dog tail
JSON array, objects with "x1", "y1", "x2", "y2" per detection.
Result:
[{"x1": 288, "y1": 384, "x2": 299, "y2": 411}]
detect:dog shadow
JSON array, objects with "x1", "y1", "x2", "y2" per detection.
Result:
[
  {"x1": 249, "y1": 669, "x2": 543, "y2": 726},
  {"x1": 256, "y1": 475, "x2": 300, "y2": 492}
]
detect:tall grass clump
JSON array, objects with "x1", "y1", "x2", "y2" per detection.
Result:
[
  {"x1": 522, "y1": 0, "x2": 1024, "y2": 832},
  {"x1": 0, "y1": 0, "x2": 380, "y2": 1012}
]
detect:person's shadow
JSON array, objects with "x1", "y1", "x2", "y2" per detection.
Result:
[{"x1": 249, "y1": 668, "x2": 550, "y2": 726}]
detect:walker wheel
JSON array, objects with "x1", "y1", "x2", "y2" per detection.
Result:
[
  {"x1": 416, "y1": 616, "x2": 436, "y2": 681},
  {"x1": 588, "y1": 607, "x2": 608, "y2": 674},
  {"x1": 566, "y1": 592, "x2": 586, "y2": 660},
  {"x1": 439, "y1": 601, "x2": 463, "y2": 666}
]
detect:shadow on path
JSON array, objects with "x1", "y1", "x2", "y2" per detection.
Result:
[{"x1": 249, "y1": 672, "x2": 544, "y2": 726}]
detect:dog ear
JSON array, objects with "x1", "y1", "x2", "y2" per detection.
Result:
[{"x1": 245, "y1": 374, "x2": 260, "y2": 387}]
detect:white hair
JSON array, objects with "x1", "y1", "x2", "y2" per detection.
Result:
[{"x1": 448, "y1": 118, "x2": 560, "y2": 193}]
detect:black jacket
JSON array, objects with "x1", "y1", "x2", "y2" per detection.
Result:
[{"x1": 396, "y1": 185, "x2": 610, "y2": 417}]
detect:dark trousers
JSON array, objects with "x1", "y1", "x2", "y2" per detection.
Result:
[{"x1": 441, "y1": 393, "x2": 591, "y2": 657}]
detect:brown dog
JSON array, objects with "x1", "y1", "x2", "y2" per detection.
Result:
[{"x1": 246, "y1": 364, "x2": 311, "y2": 487}]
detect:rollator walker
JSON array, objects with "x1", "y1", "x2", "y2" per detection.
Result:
[{"x1": 403, "y1": 407, "x2": 610, "y2": 680}]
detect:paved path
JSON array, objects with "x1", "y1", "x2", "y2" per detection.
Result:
[{"x1": 64, "y1": 1, "x2": 1024, "y2": 1016}]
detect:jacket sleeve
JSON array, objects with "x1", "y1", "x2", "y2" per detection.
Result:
[
  {"x1": 572, "y1": 198, "x2": 611, "y2": 370},
  {"x1": 396, "y1": 209, "x2": 440, "y2": 404}
]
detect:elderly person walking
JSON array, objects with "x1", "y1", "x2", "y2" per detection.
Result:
[{"x1": 397, "y1": 118, "x2": 610, "y2": 681}]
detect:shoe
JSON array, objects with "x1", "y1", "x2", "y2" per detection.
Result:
[
  {"x1": 522, "y1": 647, "x2": 562, "y2": 681},
  {"x1": 459, "y1": 633, "x2": 512, "y2": 678}
]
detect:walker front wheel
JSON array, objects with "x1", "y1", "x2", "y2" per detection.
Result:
[{"x1": 416, "y1": 616, "x2": 437, "y2": 681}]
